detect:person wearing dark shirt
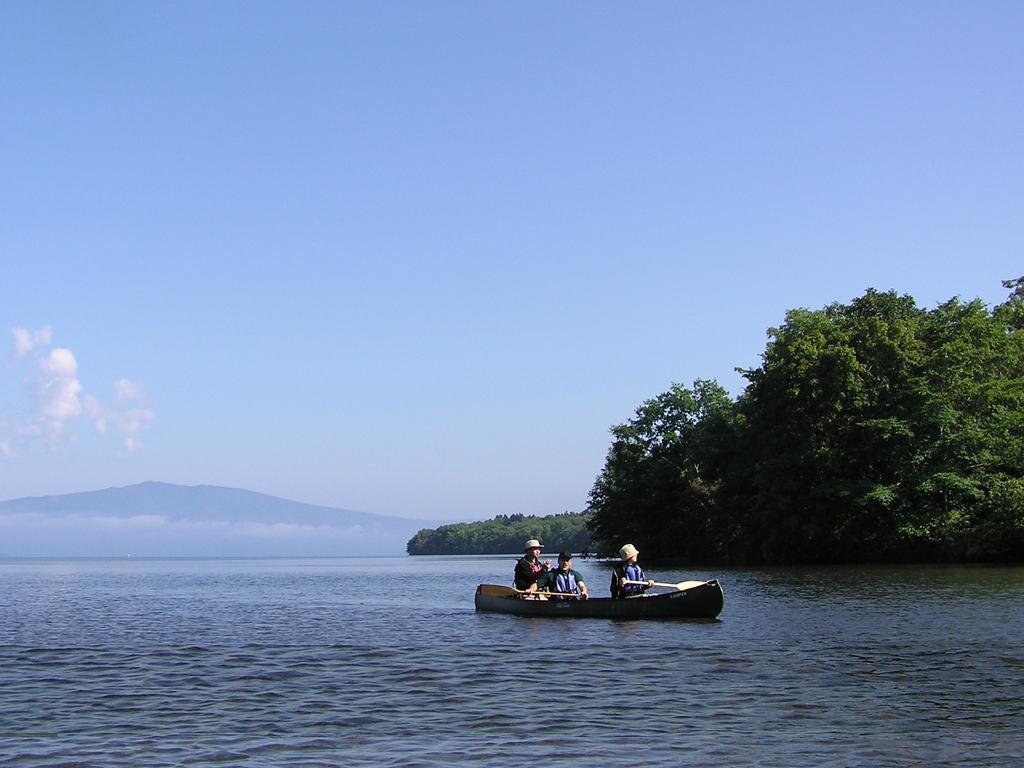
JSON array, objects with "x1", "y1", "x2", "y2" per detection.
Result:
[
  {"x1": 538, "y1": 551, "x2": 588, "y2": 600},
  {"x1": 610, "y1": 543, "x2": 654, "y2": 598},
  {"x1": 513, "y1": 538, "x2": 551, "y2": 591}
]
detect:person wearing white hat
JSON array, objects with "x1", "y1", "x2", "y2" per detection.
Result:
[
  {"x1": 513, "y1": 538, "x2": 551, "y2": 591},
  {"x1": 610, "y1": 543, "x2": 654, "y2": 598}
]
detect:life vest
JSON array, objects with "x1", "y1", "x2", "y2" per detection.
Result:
[
  {"x1": 552, "y1": 569, "x2": 580, "y2": 599},
  {"x1": 514, "y1": 556, "x2": 545, "y2": 590},
  {"x1": 610, "y1": 562, "x2": 647, "y2": 598}
]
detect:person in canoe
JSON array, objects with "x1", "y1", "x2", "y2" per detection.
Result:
[
  {"x1": 610, "y1": 543, "x2": 654, "y2": 598},
  {"x1": 537, "y1": 551, "x2": 589, "y2": 600},
  {"x1": 514, "y1": 538, "x2": 551, "y2": 591}
]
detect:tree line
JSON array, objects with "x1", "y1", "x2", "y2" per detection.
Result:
[
  {"x1": 406, "y1": 512, "x2": 593, "y2": 555},
  {"x1": 587, "y1": 282, "x2": 1024, "y2": 563}
]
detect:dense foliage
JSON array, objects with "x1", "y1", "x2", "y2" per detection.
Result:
[
  {"x1": 588, "y1": 284, "x2": 1024, "y2": 563},
  {"x1": 407, "y1": 512, "x2": 593, "y2": 555}
]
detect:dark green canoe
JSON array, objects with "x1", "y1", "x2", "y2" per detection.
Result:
[{"x1": 474, "y1": 580, "x2": 724, "y2": 619}]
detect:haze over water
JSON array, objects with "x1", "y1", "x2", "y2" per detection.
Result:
[{"x1": 2, "y1": 557, "x2": 1021, "y2": 766}]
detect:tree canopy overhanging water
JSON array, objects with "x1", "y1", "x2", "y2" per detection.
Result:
[{"x1": 587, "y1": 282, "x2": 1024, "y2": 564}]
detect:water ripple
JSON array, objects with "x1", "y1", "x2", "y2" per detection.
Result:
[{"x1": 1, "y1": 559, "x2": 1023, "y2": 766}]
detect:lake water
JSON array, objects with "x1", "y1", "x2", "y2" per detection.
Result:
[{"x1": 1, "y1": 556, "x2": 1022, "y2": 767}]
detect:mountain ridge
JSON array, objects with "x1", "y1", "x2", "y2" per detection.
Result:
[{"x1": 0, "y1": 481, "x2": 444, "y2": 557}]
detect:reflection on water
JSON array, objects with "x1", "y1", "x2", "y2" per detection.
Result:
[{"x1": 1, "y1": 557, "x2": 1022, "y2": 766}]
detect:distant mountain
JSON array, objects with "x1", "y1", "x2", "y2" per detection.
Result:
[{"x1": 0, "y1": 482, "x2": 444, "y2": 557}]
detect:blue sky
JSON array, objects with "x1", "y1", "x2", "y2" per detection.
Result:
[{"x1": 1, "y1": 2, "x2": 1021, "y2": 521}]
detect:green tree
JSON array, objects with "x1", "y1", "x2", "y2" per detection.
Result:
[
  {"x1": 407, "y1": 512, "x2": 593, "y2": 555},
  {"x1": 902, "y1": 295, "x2": 1024, "y2": 557},
  {"x1": 729, "y1": 287, "x2": 1024, "y2": 562},
  {"x1": 728, "y1": 290, "x2": 928, "y2": 561},
  {"x1": 586, "y1": 284, "x2": 1024, "y2": 564},
  {"x1": 587, "y1": 380, "x2": 736, "y2": 561}
]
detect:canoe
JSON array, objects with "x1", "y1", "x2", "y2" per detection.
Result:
[{"x1": 474, "y1": 580, "x2": 724, "y2": 619}]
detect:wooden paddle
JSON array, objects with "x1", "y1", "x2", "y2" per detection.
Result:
[
  {"x1": 624, "y1": 579, "x2": 706, "y2": 591},
  {"x1": 477, "y1": 584, "x2": 586, "y2": 599}
]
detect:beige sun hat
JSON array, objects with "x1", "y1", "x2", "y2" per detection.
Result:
[
  {"x1": 619, "y1": 543, "x2": 639, "y2": 561},
  {"x1": 523, "y1": 539, "x2": 543, "y2": 551}
]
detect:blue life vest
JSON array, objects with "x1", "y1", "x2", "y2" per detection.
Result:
[
  {"x1": 553, "y1": 570, "x2": 580, "y2": 597},
  {"x1": 611, "y1": 563, "x2": 647, "y2": 598},
  {"x1": 625, "y1": 563, "x2": 646, "y2": 585}
]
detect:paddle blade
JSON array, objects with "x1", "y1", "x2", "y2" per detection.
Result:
[
  {"x1": 636, "y1": 580, "x2": 710, "y2": 591},
  {"x1": 477, "y1": 584, "x2": 518, "y2": 599},
  {"x1": 676, "y1": 580, "x2": 707, "y2": 591}
]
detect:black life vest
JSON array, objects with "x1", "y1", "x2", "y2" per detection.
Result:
[{"x1": 514, "y1": 556, "x2": 544, "y2": 590}]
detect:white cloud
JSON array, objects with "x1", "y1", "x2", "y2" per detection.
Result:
[
  {"x1": 90, "y1": 513, "x2": 168, "y2": 530},
  {"x1": 85, "y1": 396, "x2": 154, "y2": 452},
  {"x1": 114, "y1": 379, "x2": 144, "y2": 401},
  {"x1": 84, "y1": 395, "x2": 106, "y2": 432},
  {"x1": 12, "y1": 326, "x2": 52, "y2": 358},
  {"x1": 33, "y1": 347, "x2": 83, "y2": 442},
  {"x1": 5, "y1": 326, "x2": 155, "y2": 455},
  {"x1": 235, "y1": 521, "x2": 361, "y2": 538},
  {"x1": 41, "y1": 348, "x2": 76, "y2": 377},
  {"x1": 0, "y1": 511, "x2": 365, "y2": 540}
]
